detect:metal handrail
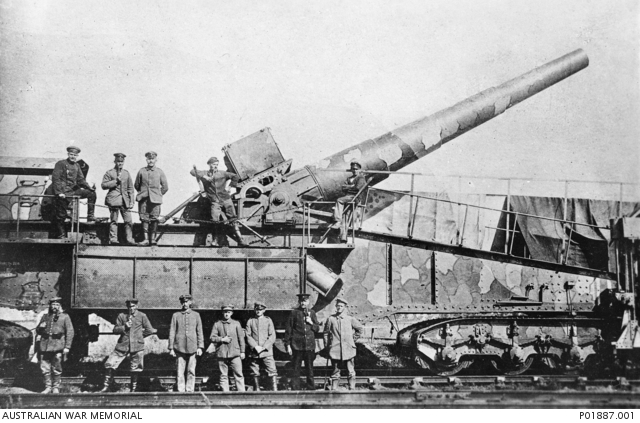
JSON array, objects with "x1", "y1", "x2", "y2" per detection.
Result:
[{"x1": 0, "y1": 193, "x2": 81, "y2": 238}]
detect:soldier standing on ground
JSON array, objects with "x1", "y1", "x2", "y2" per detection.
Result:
[
  {"x1": 51, "y1": 145, "x2": 97, "y2": 238},
  {"x1": 99, "y1": 299, "x2": 157, "y2": 392},
  {"x1": 323, "y1": 298, "x2": 363, "y2": 390},
  {"x1": 209, "y1": 305, "x2": 245, "y2": 392},
  {"x1": 284, "y1": 293, "x2": 320, "y2": 391},
  {"x1": 246, "y1": 301, "x2": 278, "y2": 391},
  {"x1": 168, "y1": 294, "x2": 204, "y2": 392},
  {"x1": 134, "y1": 151, "x2": 168, "y2": 246},
  {"x1": 101, "y1": 153, "x2": 135, "y2": 245},
  {"x1": 36, "y1": 297, "x2": 74, "y2": 394},
  {"x1": 190, "y1": 157, "x2": 245, "y2": 246}
]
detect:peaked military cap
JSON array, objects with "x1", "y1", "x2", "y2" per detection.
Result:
[
  {"x1": 49, "y1": 297, "x2": 63, "y2": 304},
  {"x1": 179, "y1": 294, "x2": 193, "y2": 302},
  {"x1": 207, "y1": 157, "x2": 219, "y2": 164},
  {"x1": 221, "y1": 304, "x2": 234, "y2": 311},
  {"x1": 296, "y1": 293, "x2": 311, "y2": 300},
  {"x1": 348, "y1": 159, "x2": 362, "y2": 170},
  {"x1": 254, "y1": 301, "x2": 267, "y2": 310},
  {"x1": 335, "y1": 298, "x2": 349, "y2": 306},
  {"x1": 66, "y1": 145, "x2": 81, "y2": 153},
  {"x1": 145, "y1": 151, "x2": 157, "y2": 158},
  {"x1": 125, "y1": 298, "x2": 139, "y2": 304},
  {"x1": 113, "y1": 153, "x2": 126, "y2": 160}
]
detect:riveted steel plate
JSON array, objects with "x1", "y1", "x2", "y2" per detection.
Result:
[
  {"x1": 247, "y1": 260, "x2": 300, "y2": 309},
  {"x1": 192, "y1": 260, "x2": 245, "y2": 309},
  {"x1": 135, "y1": 259, "x2": 190, "y2": 308},
  {"x1": 75, "y1": 257, "x2": 133, "y2": 308}
]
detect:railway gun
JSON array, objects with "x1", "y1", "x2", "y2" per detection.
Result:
[{"x1": 0, "y1": 48, "x2": 639, "y2": 380}]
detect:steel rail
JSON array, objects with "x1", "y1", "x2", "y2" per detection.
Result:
[{"x1": 0, "y1": 390, "x2": 638, "y2": 409}]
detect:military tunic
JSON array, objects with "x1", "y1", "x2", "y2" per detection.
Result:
[
  {"x1": 169, "y1": 309, "x2": 204, "y2": 355},
  {"x1": 102, "y1": 168, "x2": 134, "y2": 208},
  {"x1": 113, "y1": 311, "x2": 156, "y2": 353},
  {"x1": 284, "y1": 308, "x2": 320, "y2": 352},
  {"x1": 36, "y1": 312, "x2": 74, "y2": 353},
  {"x1": 323, "y1": 313, "x2": 363, "y2": 361}
]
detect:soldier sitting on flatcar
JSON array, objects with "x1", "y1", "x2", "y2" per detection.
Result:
[
  {"x1": 36, "y1": 297, "x2": 74, "y2": 394},
  {"x1": 99, "y1": 298, "x2": 157, "y2": 392},
  {"x1": 51, "y1": 145, "x2": 97, "y2": 238},
  {"x1": 333, "y1": 159, "x2": 368, "y2": 242}
]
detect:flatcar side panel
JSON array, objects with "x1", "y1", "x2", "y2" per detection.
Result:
[
  {"x1": 75, "y1": 258, "x2": 133, "y2": 308},
  {"x1": 247, "y1": 260, "x2": 300, "y2": 309},
  {"x1": 192, "y1": 260, "x2": 245, "y2": 309},
  {"x1": 136, "y1": 259, "x2": 190, "y2": 308}
]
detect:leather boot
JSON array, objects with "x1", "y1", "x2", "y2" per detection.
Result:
[
  {"x1": 271, "y1": 376, "x2": 278, "y2": 391},
  {"x1": 55, "y1": 221, "x2": 67, "y2": 239},
  {"x1": 233, "y1": 224, "x2": 246, "y2": 246},
  {"x1": 130, "y1": 373, "x2": 139, "y2": 392},
  {"x1": 252, "y1": 376, "x2": 260, "y2": 391},
  {"x1": 149, "y1": 221, "x2": 158, "y2": 246},
  {"x1": 330, "y1": 379, "x2": 340, "y2": 391},
  {"x1": 42, "y1": 374, "x2": 52, "y2": 394},
  {"x1": 124, "y1": 224, "x2": 135, "y2": 245},
  {"x1": 99, "y1": 368, "x2": 113, "y2": 393},
  {"x1": 138, "y1": 222, "x2": 149, "y2": 246},
  {"x1": 52, "y1": 374, "x2": 61, "y2": 394},
  {"x1": 87, "y1": 203, "x2": 96, "y2": 222},
  {"x1": 348, "y1": 376, "x2": 356, "y2": 390}
]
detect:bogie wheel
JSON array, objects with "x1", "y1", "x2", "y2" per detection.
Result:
[
  {"x1": 490, "y1": 356, "x2": 535, "y2": 375},
  {"x1": 414, "y1": 354, "x2": 474, "y2": 376}
]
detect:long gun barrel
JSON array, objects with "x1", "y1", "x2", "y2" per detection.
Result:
[{"x1": 279, "y1": 49, "x2": 588, "y2": 202}]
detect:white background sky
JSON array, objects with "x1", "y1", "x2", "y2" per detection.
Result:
[{"x1": 1, "y1": 0, "x2": 638, "y2": 214}]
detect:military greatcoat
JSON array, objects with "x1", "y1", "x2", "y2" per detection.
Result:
[{"x1": 323, "y1": 313, "x2": 363, "y2": 361}]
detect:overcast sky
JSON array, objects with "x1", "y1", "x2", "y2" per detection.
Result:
[{"x1": 1, "y1": 0, "x2": 638, "y2": 213}]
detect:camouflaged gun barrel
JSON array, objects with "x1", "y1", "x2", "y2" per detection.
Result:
[{"x1": 305, "y1": 49, "x2": 589, "y2": 201}]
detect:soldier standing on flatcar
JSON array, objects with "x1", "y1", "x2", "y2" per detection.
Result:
[
  {"x1": 36, "y1": 297, "x2": 74, "y2": 394},
  {"x1": 101, "y1": 153, "x2": 135, "y2": 245},
  {"x1": 246, "y1": 301, "x2": 278, "y2": 391},
  {"x1": 323, "y1": 298, "x2": 363, "y2": 390},
  {"x1": 284, "y1": 293, "x2": 320, "y2": 390},
  {"x1": 51, "y1": 145, "x2": 97, "y2": 238},
  {"x1": 168, "y1": 294, "x2": 204, "y2": 392},
  {"x1": 209, "y1": 305, "x2": 245, "y2": 391},
  {"x1": 99, "y1": 299, "x2": 157, "y2": 392},
  {"x1": 134, "y1": 151, "x2": 168, "y2": 246},
  {"x1": 190, "y1": 157, "x2": 245, "y2": 246}
]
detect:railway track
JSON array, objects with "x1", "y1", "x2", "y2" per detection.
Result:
[
  {"x1": 1, "y1": 374, "x2": 637, "y2": 391},
  {"x1": 0, "y1": 390, "x2": 638, "y2": 408}
]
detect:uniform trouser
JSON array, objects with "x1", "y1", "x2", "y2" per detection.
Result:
[
  {"x1": 138, "y1": 199, "x2": 161, "y2": 222},
  {"x1": 218, "y1": 357, "x2": 244, "y2": 392},
  {"x1": 330, "y1": 358, "x2": 355, "y2": 380},
  {"x1": 40, "y1": 352, "x2": 63, "y2": 382},
  {"x1": 109, "y1": 207, "x2": 133, "y2": 242},
  {"x1": 210, "y1": 199, "x2": 237, "y2": 221},
  {"x1": 333, "y1": 195, "x2": 356, "y2": 222},
  {"x1": 176, "y1": 352, "x2": 197, "y2": 392},
  {"x1": 291, "y1": 349, "x2": 315, "y2": 389},
  {"x1": 249, "y1": 355, "x2": 277, "y2": 377},
  {"x1": 104, "y1": 349, "x2": 144, "y2": 372},
  {"x1": 53, "y1": 189, "x2": 96, "y2": 236}
]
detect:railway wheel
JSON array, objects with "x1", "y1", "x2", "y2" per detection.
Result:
[
  {"x1": 415, "y1": 353, "x2": 474, "y2": 376},
  {"x1": 490, "y1": 356, "x2": 534, "y2": 375}
]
